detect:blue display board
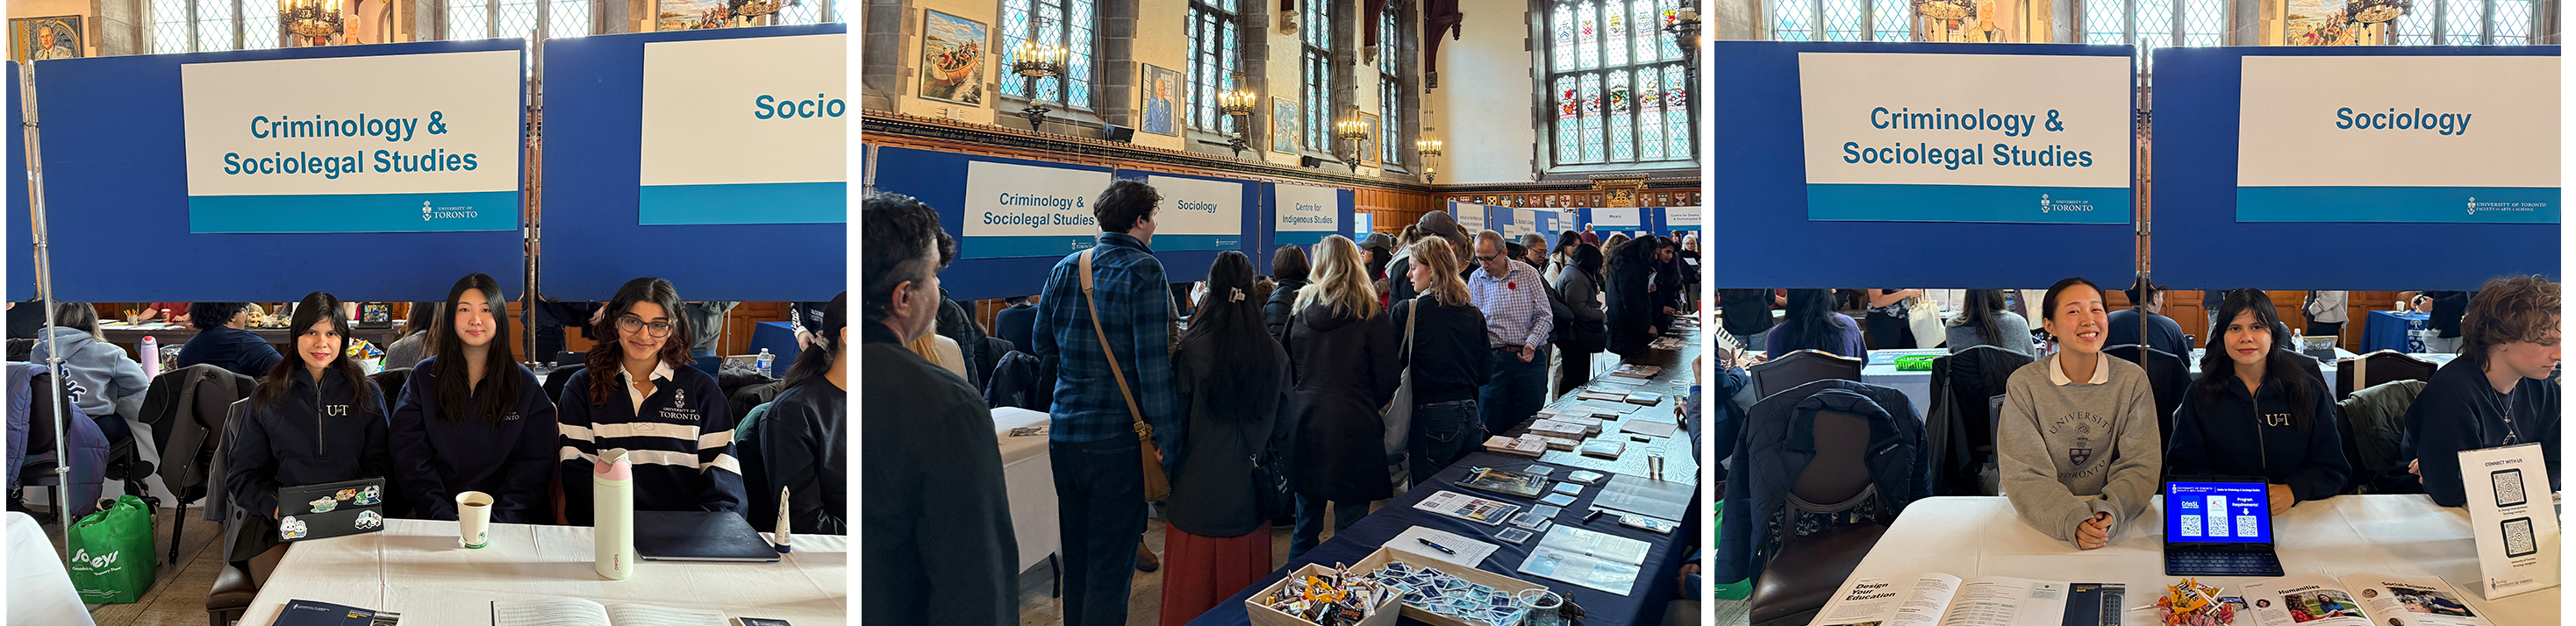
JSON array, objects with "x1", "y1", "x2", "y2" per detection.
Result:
[
  {"x1": 1256, "y1": 182, "x2": 1354, "y2": 273},
  {"x1": 542, "y1": 25, "x2": 847, "y2": 301},
  {"x1": 7, "y1": 61, "x2": 27, "y2": 302},
  {"x1": 1709, "y1": 41, "x2": 2140, "y2": 289},
  {"x1": 2150, "y1": 46, "x2": 2558, "y2": 291},
  {"x1": 36, "y1": 40, "x2": 527, "y2": 302}
]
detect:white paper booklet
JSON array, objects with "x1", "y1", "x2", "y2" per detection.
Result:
[
  {"x1": 1515, "y1": 525, "x2": 1652, "y2": 596},
  {"x1": 2240, "y1": 573, "x2": 2492, "y2": 626},
  {"x1": 490, "y1": 599, "x2": 726, "y2": 626},
  {"x1": 1810, "y1": 574, "x2": 2118, "y2": 626}
]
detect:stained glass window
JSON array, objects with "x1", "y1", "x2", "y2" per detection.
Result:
[
  {"x1": 149, "y1": 0, "x2": 191, "y2": 53},
  {"x1": 441, "y1": 0, "x2": 587, "y2": 43},
  {"x1": 776, "y1": 0, "x2": 841, "y2": 24},
  {"x1": 2394, "y1": 1, "x2": 2436, "y2": 44},
  {"x1": 2379, "y1": 0, "x2": 2538, "y2": 45},
  {"x1": 2444, "y1": 0, "x2": 2485, "y2": 43},
  {"x1": 1303, "y1": 0, "x2": 1333, "y2": 153},
  {"x1": 1000, "y1": 0, "x2": 1095, "y2": 108},
  {"x1": 196, "y1": 0, "x2": 236, "y2": 52},
  {"x1": 1379, "y1": 2, "x2": 1406, "y2": 167},
  {"x1": 2080, "y1": 0, "x2": 2242, "y2": 77},
  {"x1": 1775, "y1": 0, "x2": 1910, "y2": 41},
  {"x1": 2491, "y1": 0, "x2": 2532, "y2": 43},
  {"x1": 2180, "y1": 0, "x2": 2223, "y2": 46},
  {"x1": 1184, "y1": 0, "x2": 1240, "y2": 134},
  {"x1": 1549, "y1": 0, "x2": 1692, "y2": 168}
]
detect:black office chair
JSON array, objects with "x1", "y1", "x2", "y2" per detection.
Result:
[
  {"x1": 1749, "y1": 350, "x2": 1864, "y2": 401},
  {"x1": 2105, "y1": 344, "x2": 2191, "y2": 445},
  {"x1": 542, "y1": 364, "x2": 586, "y2": 405},
  {"x1": 2335, "y1": 351, "x2": 2438, "y2": 402},
  {"x1": 369, "y1": 367, "x2": 412, "y2": 406},
  {"x1": 206, "y1": 399, "x2": 253, "y2": 626},
  {"x1": 1750, "y1": 409, "x2": 1891, "y2": 626}
]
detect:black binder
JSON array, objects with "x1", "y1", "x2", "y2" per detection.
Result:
[{"x1": 633, "y1": 510, "x2": 780, "y2": 562}]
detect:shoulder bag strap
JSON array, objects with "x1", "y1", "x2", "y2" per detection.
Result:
[{"x1": 1079, "y1": 249, "x2": 1153, "y2": 440}]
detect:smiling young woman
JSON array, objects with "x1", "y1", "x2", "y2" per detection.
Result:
[
  {"x1": 2165, "y1": 288, "x2": 2350, "y2": 516},
  {"x1": 385, "y1": 274, "x2": 561, "y2": 524},
  {"x1": 223, "y1": 291, "x2": 391, "y2": 586},
  {"x1": 555, "y1": 277, "x2": 746, "y2": 525},
  {"x1": 1995, "y1": 277, "x2": 2164, "y2": 551}
]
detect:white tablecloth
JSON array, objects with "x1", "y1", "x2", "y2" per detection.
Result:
[
  {"x1": 240, "y1": 519, "x2": 845, "y2": 624},
  {"x1": 993, "y1": 406, "x2": 1060, "y2": 573},
  {"x1": 6, "y1": 513, "x2": 94, "y2": 626},
  {"x1": 1832, "y1": 495, "x2": 2558, "y2": 625}
]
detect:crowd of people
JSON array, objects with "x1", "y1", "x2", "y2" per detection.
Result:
[
  {"x1": 4, "y1": 278, "x2": 850, "y2": 587},
  {"x1": 861, "y1": 181, "x2": 1699, "y2": 625}
]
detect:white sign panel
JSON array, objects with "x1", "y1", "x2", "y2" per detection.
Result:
[
  {"x1": 1514, "y1": 209, "x2": 1538, "y2": 238},
  {"x1": 180, "y1": 50, "x2": 522, "y2": 233},
  {"x1": 962, "y1": 160, "x2": 1113, "y2": 258},
  {"x1": 1274, "y1": 183, "x2": 1340, "y2": 245},
  {"x1": 640, "y1": 33, "x2": 848, "y2": 224},
  {"x1": 1798, "y1": 52, "x2": 2132, "y2": 224},
  {"x1": 1144, "y1": 175, "x2": 1244, "y2": 251},
  {"x1": 1594, "y1": 207, "x2": 1642, "y2": 227},
  {"x1": 2458, "y1": 443, "x2": 2559, "y2": 600},
  {"x1": 1667, "y1": 204, "x2": 1701, "y2": 228},
  {"x1": 2236, "y1": 54, "x2": 2558, "y2": 224},
  {"x1": 1451, "y1": 203, "x2": 1486, "y2": 231}
]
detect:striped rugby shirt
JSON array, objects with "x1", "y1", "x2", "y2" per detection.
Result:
[{"x1": 557, "y1": 360, "x2": 748, "y2": 524}]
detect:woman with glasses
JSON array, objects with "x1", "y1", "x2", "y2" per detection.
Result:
[{"x1": 556, "y1": 277, "x2": 746, "y2": 524}]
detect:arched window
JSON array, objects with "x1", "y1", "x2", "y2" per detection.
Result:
[
  {"x1": 1000, "y1": 0, "x2": 1097, "y2": 109},
  {"x1": 1377, "y1": 2, "x2": 1405, "y2": 167},
  {"x1": 1302, "y1": 0, "x2": 1335, "y2": 151},
  {"x1": 1184, "y1": 0, "x2": 1241, "y2": 133},
  {"x1": 1546, "y1": 0, "x2": 1695, "y2": 167}
]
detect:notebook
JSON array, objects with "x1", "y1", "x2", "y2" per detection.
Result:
[{"x1": 635, "y1": 510, "x2": 782, "y2": 562}]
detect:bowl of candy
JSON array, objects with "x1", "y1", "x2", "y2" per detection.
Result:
[{"x1": 1248, "y1": 562, "x2": 1402, "y2": 626}]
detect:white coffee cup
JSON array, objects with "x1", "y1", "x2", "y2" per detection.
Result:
[{"x1": 457, "y1": 491, "x2": 494, "y2": 549}]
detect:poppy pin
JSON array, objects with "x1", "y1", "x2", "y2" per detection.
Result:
[{"x1": 1507, "y1": 282, "x2": 1518, "y2": 290}]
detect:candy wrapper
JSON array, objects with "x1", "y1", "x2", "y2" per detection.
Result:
[
  {"x1": 1256, "y1": 564, "x2": 1391, "y2": 625},
  {"x1": 1369, "y1": 561, "x2": 1533, "y2": 626},
  {"x1": 345, "y1": 338, "x2": 384, "y2": 361},
  {"x1": 2153, "y1": 579, "x2": 2237, "y2": 626}
]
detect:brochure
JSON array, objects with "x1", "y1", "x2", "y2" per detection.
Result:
[
  {"x1": 1456, "y1": 466, "x2": 1550, "y2": 498},
  {"x1": 1811, "y1": 574, "x2": 2122, "y2": 626},
  {"x1": 2239, "y1": 573, "x2": 2491, "y2": 626},
  {"x1": 1413, "y1": 490, "x2": 1520, "y2": 525},
  {"x1": 1515, "y1": 525, "x2": 1650, "y2": 595}
]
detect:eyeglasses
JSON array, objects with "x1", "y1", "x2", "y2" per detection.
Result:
[
  {"x1": 617, "y1": 316, "x2": 675, "y2": 338},
  {"x1": 1474, "y1": 253, "x2": 1501, "y2": 262}
]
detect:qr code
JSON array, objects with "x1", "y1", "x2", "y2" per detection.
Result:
[
  {"x1": 2207, "y1": 514, "x2": 2229, "y2": 537},
  {"x1": 2493, "y1": 470, "x2": 2529, "y2": 508},
  {"x1": 2502, "y1": 517, "x2": 2537, "y2": 558},
  {"x1": 2180, "y1": 516, "x2": 2203, "y2": 537},
  {"x1": 2236, "y1": 516, "x2": 2258, "y2": 538}
]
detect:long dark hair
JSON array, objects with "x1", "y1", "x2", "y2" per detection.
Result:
[
  {"x1": 1952, "y1": 289, "x2": 2009, "y2": 345},
  {"x1": 782, "y1": 292, "x2": 846, "y2": 388},
  {"x1": 584, "y1": 278, "x2": 696, "y2": 407},
  {"x1": 431, "y1": 274, "x2": 522, "y2": 426},
  {"x1": 1571, "y1": 243, "x2": 1605, "y2": 286},
  {"x1": 1555, "y1": 231, "x2": 1581, "y2": 256},
  {"x1": 2193, "y1": 288, "x2": 2317, "y2": 430},
  {"x1": 253, "y1": 292, "x2": 379, "y2": 416},
  {"x1": 402, "y1": 301, "x2": 440, "y2": 338},
  {"x1": 1778, "y1": 288, "x2": 1842, "y2": 354},
  {"x1": 1178, "y1": 251, "x2": 1280, "y2": 421}
]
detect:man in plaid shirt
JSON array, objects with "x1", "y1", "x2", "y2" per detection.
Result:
[
  {"x1": 1470, "y1": 230, "x2": 1555, "y2": 434},
  {"x1": 1029, "y1": 179, "x2": 1178, "y2": 626}
]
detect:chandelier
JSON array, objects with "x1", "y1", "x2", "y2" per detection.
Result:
[
  {"x1": 730, "y1": 0, "x2": 788, "y2": 19},
  {"x1": 281, "y1": 0, "x2": 344, "y2": 39},
  {"x1": 2344, "y1": 0, "x2": 2410, "y2": 24},
  {"x1": 1913, "y1": 0, "x2": 1971, "y2": 22}
]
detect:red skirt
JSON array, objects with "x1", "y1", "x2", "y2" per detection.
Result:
[{"x1": 1157, "y1": 525, "x2": 1275, "y2": 626}]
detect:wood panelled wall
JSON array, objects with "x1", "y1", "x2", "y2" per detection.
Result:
[{"x1": 2113, "y1": 290, "x2": 2410, "y2": 352}]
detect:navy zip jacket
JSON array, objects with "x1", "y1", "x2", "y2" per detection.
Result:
[
  {"x1": 387, "y1": 357, "x2": 561, "y2": 523},
  {"x1": 557, "y1": 363, "x2": 746, "y2": 524},
  {"x1": 2165, "y1": 372, "x2": 2351, "y2": 502},
  {"x1": 176, "y1": 326, "x2": 285, "y2": 379},
  {"x1": 225, "y1": 368, "x2": 391, "y2": 520},
  {"x1": 2402, "y1": 356, "x2": 2559, "y2": 507},
  {"x1": 1716, "y1": 380, "x2": 1928, "y2": 584}
]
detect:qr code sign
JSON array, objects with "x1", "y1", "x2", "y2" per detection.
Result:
[
  {"x1": 2502, "y1": 518, "x2": 2537, "y2": 557},
  {"x1": 2180, "y1": 516, "x2": 2202, "y2": 537},
  {"x1": 2236, "y1": 516, "x2": 2258, "y2": 538},
  {"x1": 2493, "y1": 470, "x2": 2528, "y2": 507}
]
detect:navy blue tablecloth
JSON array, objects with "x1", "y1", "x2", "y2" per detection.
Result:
[
  {"x1": 1182, "y1": 452, "x2": 1699, "y2": 626},
  {"x1": 2363, "y1": 310, "x2": 2429, "y2": 354}
]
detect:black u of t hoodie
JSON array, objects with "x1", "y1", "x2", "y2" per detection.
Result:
[
  {"x1": 2165, "y1": 372, "x2": 2351, "y2": 502},
  {"x1": 225, "y1": 368, "x2": 392, "y2": 520}
]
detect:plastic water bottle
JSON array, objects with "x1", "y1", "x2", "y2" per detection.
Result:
[
  {"x1": 137, "y1": 337, "x2": 159, "y2": 381},
  {"x1": 755, "y1": 348, "x2": 774, "y2": 378}
]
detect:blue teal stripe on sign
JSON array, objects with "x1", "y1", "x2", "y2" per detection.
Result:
[
  {"x1": 1151, "y1": 235, "x2": 1240, "y2": 252},
  {"x1": 190, "y1": 191, "x2": 520, "y2": 233},
  {"x1": 1273, "y1": 230, "x2": 1335, "y2": 247},
  {"x1": 2236, "y1": 187, "x2": 2559, "y2": 224},
  {"x1": 965, "y1": 235, "x2": 1096, "y2": 259},
  {"x1": 1807, "y1": 184, "x2": 2133, "y2": 224},
  {"x1": 639, "y1": 181, "x2": 848, "y2": 225}
]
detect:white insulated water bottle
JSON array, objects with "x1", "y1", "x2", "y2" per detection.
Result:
[
  {"x1": 593, "y1": 451, "x2": 635, "y2": 580},
  {"x1": 137, "y1": 337, "x2": 159, "y2": 381}
]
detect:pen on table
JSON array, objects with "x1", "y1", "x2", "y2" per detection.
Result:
[{"x1": 1416, "y1": 537, "x2": 1457, "y2": 555}]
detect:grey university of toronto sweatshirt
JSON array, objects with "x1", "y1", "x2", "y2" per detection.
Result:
[{"x1": 1995, "y1": 351, "x2": 2164, "y2": 547}]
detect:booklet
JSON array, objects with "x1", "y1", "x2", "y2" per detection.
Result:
[
  {"x1": 1413, "y1": 490, "x2": 1520, "y2": 525},
  {"x1": 490, "y1": 599, "x2": 725, "y2": 626},
  {"x1": 2239, "y1": 573, "x2": 2492, "y2": 626},
  {"x1": 273, "y1": 599, "x2": 400, "y2": 626},
  {"x1": 1456, "y1": 466, "x2": 1549, "y2": 498},
  {"x1": 1812, "y1": 574, "x2": 2122, "y2": 626},
  {"x1": 1516, "y1": 525, "x2": 1649, "y2": 595}
]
